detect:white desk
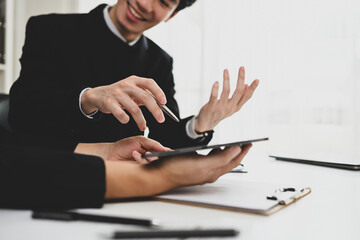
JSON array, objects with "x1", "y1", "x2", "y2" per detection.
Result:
[{"x1": 1, "y1": 154, "x2": 359, "y2": 240}]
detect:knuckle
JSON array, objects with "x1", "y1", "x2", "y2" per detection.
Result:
[
  {"x1": 128, "y1": 75, "x2": 137, "y2": 81},
  {"x1": 141, "y1": 92, "x2": 152, "y2": 101},
  {"x1": 117, "y1": 112, "x2": 129, "y2": 123},
  {"x1": 235, "y1": 88, "x2": 243, "y2": 96},
  {"x1": 129, "y1": 105, "x2": 140, "y2": 114},
  {"x1": 146, "y1": 78, "x2": 155, "y2": 84},
  {"x1": 104, "y1": 97, "x2": 113, "y2": 107}
]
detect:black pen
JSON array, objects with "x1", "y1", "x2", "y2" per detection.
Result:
[
  {"x1": 32, "y1": 210, "x2": 158, "y2": 227},
  {"x1": 112, "y1": 229, "x2": 239, "y2": 239}
]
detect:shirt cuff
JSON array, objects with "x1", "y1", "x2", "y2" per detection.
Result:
[
  {"x1": 185, "y1": 116, "x2": 205, "y2": 139},
  {"x1": 79, "y1": 88, "x2": 98, "y2": 119}
]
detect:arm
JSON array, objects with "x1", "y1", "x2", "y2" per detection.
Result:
[
  {"x1": 104, "y1": 144, "x2": 252, "y2": 199},
  {"x1": 0, "y1": 144, "x2": 105, "y2": 209},
  {"x1": 0, "y1": 135, "x2": 251, "y2": 208}
]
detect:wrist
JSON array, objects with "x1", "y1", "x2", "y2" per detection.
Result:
[
  {"x1": 104, "y1": 162, "x2": 175, "y2": 199},
  {"x1": 81, "y1": 88, "x2": 98, "y2": 115},
  {"x1": 74, "y1": 142, "x2": 110, "y2": 160},
  {"x1": 194, "y1": 117, "x2": 212, "y2": 133}
]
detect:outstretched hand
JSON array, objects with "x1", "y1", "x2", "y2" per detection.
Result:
[{"x1": 195, "y1": 66, "x2": 259, "y2": 132}]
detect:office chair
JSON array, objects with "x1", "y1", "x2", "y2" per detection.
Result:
[{"x1": 0, "y1": 93, "x2": 11, "y2": 131}]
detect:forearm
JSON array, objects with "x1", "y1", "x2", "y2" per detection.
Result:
[
  {"x1": 74, "y1": 142, "x2": 111, "y2": 160},
  {"x1": 104, "y1": 161, "x2": 174, "y2": 199}
]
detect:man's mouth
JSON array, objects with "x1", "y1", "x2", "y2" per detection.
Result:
[{"x1": 128, "y1": 3, "x2": 146, "y2": 21}]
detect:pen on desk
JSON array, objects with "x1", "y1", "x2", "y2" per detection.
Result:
[
  {"x1": 32, "y1": 211, "x2": 158, "y2": 227},
  {"x1": 112, "y1": 229, "x2": 239, "y2": 239},
  {"x1": 145, "y1": 89, "x2": 180, "y2": 122}
]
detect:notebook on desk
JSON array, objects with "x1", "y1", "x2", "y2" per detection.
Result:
[
  {"x1": 270, "y1": 153, "x2": 360, "y2": 170},
  {"x1": 156, "y1": 179, "x2": 311, "y2": 216}
]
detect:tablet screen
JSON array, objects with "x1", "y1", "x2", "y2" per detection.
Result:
[{"x1": 142, "y1": 137, "x2": 269, "y2": 159}]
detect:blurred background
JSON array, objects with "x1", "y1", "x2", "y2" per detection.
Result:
[{"x1": 1, "y1": 0, "x2": 359, "y2": 161}]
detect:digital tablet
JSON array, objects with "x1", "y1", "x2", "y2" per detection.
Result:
[{"x1": 142, "y1": 137, "x2": 269, "y2": 159}]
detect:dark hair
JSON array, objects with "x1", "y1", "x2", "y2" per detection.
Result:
[{"x1": 175, "y1": 0, "x2": 197, "y2": 12}]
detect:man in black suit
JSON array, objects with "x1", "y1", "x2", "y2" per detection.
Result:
[
  {"x1": 9, "y1": 0, "x2": 259, "y2": 148},
  {"x1": 0, "y1": 126, "x2": 252, "y2": 209}
]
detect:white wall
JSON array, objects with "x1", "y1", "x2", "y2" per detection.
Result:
[
  {"x1": 214, "y1": 0, "x2": 360, "y2": 159},
  {"x1": 147, "y1": 0, "x2": 360, "y2": 160}
]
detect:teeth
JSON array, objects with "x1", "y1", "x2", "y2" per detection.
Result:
[{"x1": 129, "y1": 5, "x2": 143, "y2": 20}]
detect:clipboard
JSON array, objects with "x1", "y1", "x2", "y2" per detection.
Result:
[
  {"x1": 143, "y1": 137, "x2": 269, "y2": 158},
  {"x1": 155, "y1": 179, "x2": 311, "y2": 216}
]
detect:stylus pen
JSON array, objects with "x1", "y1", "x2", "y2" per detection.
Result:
[
  {"x1": 32, "y1": 210, "x2": 158, "y2": 227},
  {"x1": 145, "y1": 89, "x2": 180, "y2": 122},
  {"x1": 112, "y1": 229, "x2": 239, "y2": 239}
]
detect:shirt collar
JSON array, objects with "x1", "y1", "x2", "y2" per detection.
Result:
[{"x1": 103, "y1": 5, "x2": 141, "y2": 46}]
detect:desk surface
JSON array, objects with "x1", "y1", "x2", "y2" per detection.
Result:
[{"x1": 1, "y1": 153, "x2": 359, "y2": 240}]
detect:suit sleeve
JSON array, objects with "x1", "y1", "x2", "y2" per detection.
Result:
[
  {"x1": 146, "y1": 57, "x2": 213, "y2": 149},
  {"x1": 8, "y1": 16, "x2": 87, "y2": 141},
  {"x1": 0, "y1": 144, "x2": 105, "y2": 209}
]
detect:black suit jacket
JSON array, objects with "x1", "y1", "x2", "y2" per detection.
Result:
[
  {"x1": 0, "y1": 126, "x2": 105, "y2": 209},
  {"x1": 9, "y1": 4, "x2": 212, "y2": 148}
]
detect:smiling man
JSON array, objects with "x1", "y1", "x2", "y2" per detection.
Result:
[{"x1": 9, "y1": 0, "x2": 258, "y2": 148}]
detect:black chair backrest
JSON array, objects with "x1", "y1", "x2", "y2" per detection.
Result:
[{"x1": 0, "y1": 94, "x2": 10, "y2": 131}]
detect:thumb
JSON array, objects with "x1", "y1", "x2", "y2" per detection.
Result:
[
  {"x1": 132, "y1": 151, "x2": 148, "y2": 164},
  {"x1": 140, "y1": 137, "x2": 171, "y2": 152}
]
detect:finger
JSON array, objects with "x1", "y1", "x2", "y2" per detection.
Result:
[
  {"x1": 212, "y1": 145, "x2": 252, "y2": 176},
  {"x1": 208, "y1": 81, "x2": 219, "y2": 105},
  {"x1": 209, "y1": 147, "x2": 222, "y2": 155},
  {"x1": 230, "y1": 66, "x2": 246, "y2": 103},
  {"x1": 201, "y1": 146, "x2": 242, "y2": 182},
  {"x1": 204, "y1": 146, "x2": 242, "y2": 168},
  {"x1": 144, "y1": 151, "x2": 159, "y2": 163},
  {"x1": 130, "y1": 89, "x2": 165, "y2": 123},
  {"x1": 132, "y1": 151, "x2": 149, "y2": 164},
  {"x1": 228, "y1": 144, "x2": 252, "y2": 170},
  {"x1": 109, "y1": 100, "x2": 130, "y2": 124},
  {"x1": 136, "y1": 77, "x2": 167, "y2": 105},
  {"x1": 236, "y1": 66, "x2": 245, "y2": 90},
  {"x1": 237, "y1": 79, "x2": 259, "y2": 107},
  {"x1": 220, "y1": 69, "x2": 231, "y2": 102},
  {"x1": 140, "y1": 137, "x2": 171, "y2": 153},
  {"x1": 118, "y1": 96, "x2": 147, "y2": 131}
]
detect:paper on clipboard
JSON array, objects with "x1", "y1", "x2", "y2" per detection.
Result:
[{"x1": 155, "y1": 178, "x2": 311, "y2": 216}]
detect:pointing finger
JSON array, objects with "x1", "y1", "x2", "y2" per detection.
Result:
[{"x1": 137, "y1": 77, "x2": 167, "y2": 105}]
